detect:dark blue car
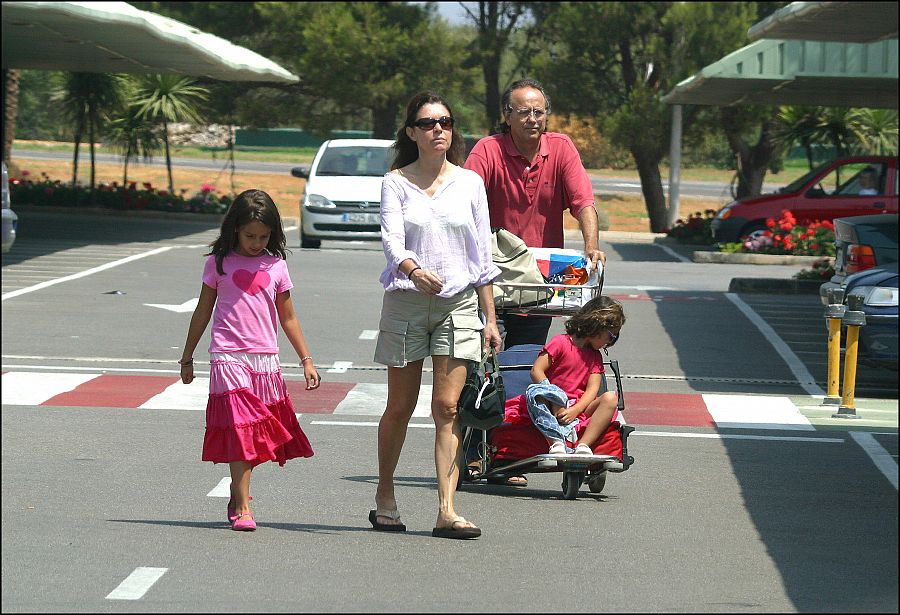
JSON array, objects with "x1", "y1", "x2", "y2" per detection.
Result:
[{"x1": 843, "y1": 263, "x2": 898, "y2": 370}]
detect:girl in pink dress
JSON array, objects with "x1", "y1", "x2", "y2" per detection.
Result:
[{"x1": 179, "y1": 189, "x2": 319, "y2": 531}]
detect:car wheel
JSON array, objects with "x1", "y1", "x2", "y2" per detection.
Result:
[
  {"x1": 739, "y1": 220, "x2": 768, "y2": 240},
  {"x1": 301, "y1": 231, "x2": 321, "y2": 249}
]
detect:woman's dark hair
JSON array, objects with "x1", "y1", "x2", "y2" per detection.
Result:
[
  {"x1": 207, "y1": 189, "x2": 289, "y2": 274},
  {"x1": 495, "y1": 78, "x2": 552, "y2": 134},
  {"x1": 564, "y1": 295, "x2": 625, "y2": 339},
  {"x1": 391, "y1": 91, "x2": 464, "y2": 169}
]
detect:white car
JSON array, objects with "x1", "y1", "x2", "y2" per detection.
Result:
[
  {"x1": 291, "y1": 138, "x2": 394, "y2": 248},
  {"x1": 1, "y1": 162, "x2": 17, "y2": 254}
]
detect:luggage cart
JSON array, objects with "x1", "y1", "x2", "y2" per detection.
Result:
[{"x1": 460, "y1": 266, "x2": 635, "y2": 499}]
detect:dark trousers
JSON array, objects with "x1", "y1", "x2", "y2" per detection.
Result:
[{"x1": 499, "y1": 313, "x2": 553, "y2": 349}]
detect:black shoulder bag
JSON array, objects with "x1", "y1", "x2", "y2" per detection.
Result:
[{"x1": 457, "y1": 347, "x2": 506, "y2": 430}]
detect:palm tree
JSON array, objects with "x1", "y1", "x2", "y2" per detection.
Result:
[
  {"x1": 105, "y1": 77, "x2": 163, "y2": 185},
  {"x1": 132, "y1": 74, "x2": 209, "y2": 194},
  {"x1": 846, "y1": 108, "x2": 898, "y2": 156},
  {"x1": 52, "y1": 73, "x2": 126, "y2": 199},
  {"x1": 773, "y1": 106, "x2": 825, "y2": 170},
  {"x1": 105, "y1": 102, "x2": 163, "y2": 185}
]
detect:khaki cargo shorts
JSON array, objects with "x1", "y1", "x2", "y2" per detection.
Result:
[{"x1": 374, "y1": 287, "x2": 484, "y2": 367}]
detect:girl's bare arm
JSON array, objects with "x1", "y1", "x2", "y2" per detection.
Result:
[
  {"x1": 276, "y1": 290, "x2": 320, "y2": 389},
  {"x1": 179, "y1": 283, "x2": 216, "y2": 384}
]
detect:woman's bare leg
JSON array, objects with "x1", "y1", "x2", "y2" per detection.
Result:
[
  {"x1": 430, "y1": 355, "x2": 477, "y2": 530},
  {"x1": 374, "y1": 360, "x2": 423, "y2": 525}
]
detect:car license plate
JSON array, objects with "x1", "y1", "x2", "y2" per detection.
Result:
[{"x1": 341, "y1": 212, "x2": 379, "y2": 224}]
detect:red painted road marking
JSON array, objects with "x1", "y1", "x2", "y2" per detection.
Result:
[
  {"x1": 41, "y1": 374, "x2": 180, "y2": 408},
  {"x1": 285, "y1": 381, "x2": 355, "y2": 414},
  {"x1": 620, "y1": 392, "x2": 715, "y2": 427}
]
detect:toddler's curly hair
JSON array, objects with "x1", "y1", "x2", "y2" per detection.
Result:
[{"x1": 564, "y1": 295, "x2": 625, "y2": 339}]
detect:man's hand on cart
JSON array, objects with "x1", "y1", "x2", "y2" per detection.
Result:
[{"x1": 586, "y1": 247, "x2": 606, "y2": 271}]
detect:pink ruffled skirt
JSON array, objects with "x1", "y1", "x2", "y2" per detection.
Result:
[{"x1": 202, "y1": 352, "x2": 313, "y2": 467}]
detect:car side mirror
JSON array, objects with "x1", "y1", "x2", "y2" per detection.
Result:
[{"x1": 291, "y1": 166, "x2": 310, "y2": 179}]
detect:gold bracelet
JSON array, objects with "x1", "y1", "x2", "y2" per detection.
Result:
[{"x1": 300, "y1": 356, "x2": 313, "y2": 363}]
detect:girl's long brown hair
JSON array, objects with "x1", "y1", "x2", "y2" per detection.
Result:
[
  {"x1": 207, "y1": 189, "x2": 289, "y2": 274},
  {"x1": 565, "y1": 295, "x2": 625, "y2": 340}
]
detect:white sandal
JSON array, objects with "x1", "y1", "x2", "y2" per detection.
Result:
[
  {"x1": 548, "y1": 441, "x2": 567, "y2": 455},
  {"x1": 574, "y1": 443, "x2": 593, "y2": 455}
]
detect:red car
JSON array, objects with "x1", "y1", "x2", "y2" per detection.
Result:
[{"x1": 711, "y1": 156, "x2": 898, "y2": 243}]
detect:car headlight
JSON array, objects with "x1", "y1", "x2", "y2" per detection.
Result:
[
  {"x1": 847, "y1": 285, "x2": 899, "y2": 307},
  {"x1": 715, "y1": 203, "x2": 734, "y2": 220},
  {"x1": 304, "y1": 194, "x2": 335, "y2": 209}
]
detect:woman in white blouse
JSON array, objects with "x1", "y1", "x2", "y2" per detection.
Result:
[{"x1": 370, "y1": 91, "x2": 502, "y2": 540}]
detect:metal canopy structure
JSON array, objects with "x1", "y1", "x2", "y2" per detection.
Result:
[
  {"x1": 748, "y1": 1, "x2": 899, "y2": 43},
  {"x1": 660, "y1": 1, "x2": 899, "y2": 228},
  {"x1": 661, "y1": 37, "x2": 898, "y2": 109},
  {"x1": 1, "y1": 1, "x2": 299, "y2": 83}
]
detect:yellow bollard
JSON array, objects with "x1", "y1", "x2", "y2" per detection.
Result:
[
  {"x1": 833, "y1": 295, "x2": 866, "y2": 419},
  {"x1": 823, "y1": 288, "x2": 845, "y2": 406}
]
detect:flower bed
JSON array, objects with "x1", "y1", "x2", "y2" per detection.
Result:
[
  {"x1": 9, "y1": 172, "x2": 232, "y2": 215},
  {"x1": 665, "y1": 209, "x2": 717, "y2": 245},
  {"x1": 719, "y1": 210, "x2": 836, "y2": 257}
]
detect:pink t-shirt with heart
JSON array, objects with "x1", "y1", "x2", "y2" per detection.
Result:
[{"x1": 202, "y1": 253, "x2": 294, "y2": 354}]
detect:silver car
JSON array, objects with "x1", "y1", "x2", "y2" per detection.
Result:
[
  {"x1": 291, "y1": 139, "x2": 394, "y2": 248},
  {"x1": 1, "y1": 162, "x2": 17, "y2": 253}
]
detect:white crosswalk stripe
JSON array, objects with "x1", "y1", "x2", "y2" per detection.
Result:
[
  {"x1": 334, "y1": 383, "x2": 432, "y2": 417},
  {"x1": 1, "y1": 372, "x2": 99, "y2": 405},
  {"x1": 703, "y1": 393, "x2": 814, "y2": 430},
  {"x1": 139, "y1": 378, "x2": 209, "y2": 410}
]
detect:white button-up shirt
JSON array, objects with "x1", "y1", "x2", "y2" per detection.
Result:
[{"x1": 379, "y1": 167, "x2": 500, "y2": 297}]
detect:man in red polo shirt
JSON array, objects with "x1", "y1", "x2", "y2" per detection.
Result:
[{"x1": 465, "y1": 78, "x2": 606, "y2": 348}]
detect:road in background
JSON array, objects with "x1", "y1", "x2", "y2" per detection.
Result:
[{"x1": 11, "y1": 148, "x2": 787, "y2": 200}]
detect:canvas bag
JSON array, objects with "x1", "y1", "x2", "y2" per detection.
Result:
[
  {"x1": 458, "y1": 347, "x2": 506, "y2": 431},
  {"x1": 490, "y1": 228, "x2": 552, "y2": 307}
]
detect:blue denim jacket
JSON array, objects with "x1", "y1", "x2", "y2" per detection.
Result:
[{"x1": 525, "y1": 380, "x2": 578, "y2": 450}]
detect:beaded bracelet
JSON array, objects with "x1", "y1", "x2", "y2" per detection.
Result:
[
  {"x1": 300, "y1": 356, "x2": 314, "y2": 363},
  {"x1": 178, "y1": 358, "x2": 194, "y2": 366}
]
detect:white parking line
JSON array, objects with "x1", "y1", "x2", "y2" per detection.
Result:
[
  {"x1": 2, "y1": 246, "x2": 174, "y2": 301},
  {"x1": 850, "y1": 431, "x2": 898, "y2": 490},
  {"x1": 634, "y1": 431, "x2": 843, "y2": 443},
  {"x1": 312, "y1": 420, "x2": 435, "y2": 428},
  {"x1": 654, "y1": 243, "x2": 691, "y2": 263},
  {"x1": 358, "y1": 330, "x2": 378, "y2": 340},
  {"x1": 725, "y1": 293, "x2": 825, "y2": 396},
  {"x1": 308, "y1": 422, "x2": 844, "y2": 443},
  {"x1": 106, "y1": 567, "x2": 168, "y2": 600}
]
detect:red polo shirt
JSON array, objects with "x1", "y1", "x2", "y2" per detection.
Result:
[{"x1": 464, "y1": 131, "x2": 595, "y2": 248}]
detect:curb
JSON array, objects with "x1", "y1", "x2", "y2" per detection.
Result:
[
  {"x1": 13, "y1": 204, "x2": 301, "y2": 229},
  {"x1": 728, "y1": 277, "x2": 822, "y2": 294},
  {"x1": 12, "y1": 204, "x2": 224, "y2": 223},
  {"x1": 693, "y1": 251, "x2": 832, "y2": 265}
]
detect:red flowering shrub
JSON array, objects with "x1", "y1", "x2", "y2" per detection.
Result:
[
  {"x1": 722, "y1": 209, "x2": 835, "y2": 257},
  {"x1": 9, "y1": 172, "x2": 232, "y2": 215}
]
